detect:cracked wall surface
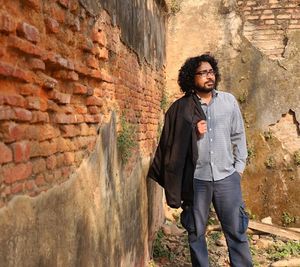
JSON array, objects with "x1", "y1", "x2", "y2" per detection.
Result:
[{"x1": 166, "y1": 0, "x2": 300, "y2": 225}]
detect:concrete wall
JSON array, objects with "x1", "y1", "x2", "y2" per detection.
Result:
[
  {"x1": 166, "y1": 0, "x2": 300, "y2": 225},
  {"x1": 0, "y1": 0, "x2": 166, "y2": 265}
]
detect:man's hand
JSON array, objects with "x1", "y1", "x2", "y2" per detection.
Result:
[{"x1": 197, "y1": 120, "x2": 207, "y2": 136}]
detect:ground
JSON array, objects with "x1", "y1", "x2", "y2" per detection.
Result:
[{"x1": 149, "y1": 208, "x2": 300, "y2": 267}]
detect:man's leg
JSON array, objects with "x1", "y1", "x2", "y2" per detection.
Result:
[
  {"x1": 213, "y1": 172, "x2": 253, "y2": 267},
  {"x1": 189, "y1": 179, "x2": 213, "y2": 267}
]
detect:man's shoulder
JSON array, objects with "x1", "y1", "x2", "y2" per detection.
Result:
[
  {"x1": 167, "y1": 94, "x2": 192, "y2": 111},
  {"x1": 217, "y1": 91, "x2": 237, "y2": 102}
]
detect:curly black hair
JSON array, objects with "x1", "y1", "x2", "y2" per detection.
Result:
[{"x1": 178, "y1": 54, "x2": 221, "y2": 94}]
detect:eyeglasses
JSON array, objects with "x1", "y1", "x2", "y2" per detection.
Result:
[{"x1": 195, "y1": 69, "x2": 216, "y2": 78}]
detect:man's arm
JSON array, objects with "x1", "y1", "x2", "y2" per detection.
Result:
[{"x1": 230, "y1": 97, "x2": 248, "y2": 175}]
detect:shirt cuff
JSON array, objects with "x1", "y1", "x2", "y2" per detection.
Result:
[{"x1": 235, "y1": 162, "x2": 246, "y2": 174}]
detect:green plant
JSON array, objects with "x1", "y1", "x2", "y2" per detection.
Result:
[
  {"x1": 238, "y1": 91, "x2": 248, "y2": 104},
  {"x1": 282, "y1": 212, "x2": 296, "y2": 226},
  {"x1": 264, "y1": 156, "x2": 276, "y2": 169},
  {"x1": 293, "y1": 149, "x2": 300, "y2": 166},
  {"x1": 160, "y1": 90, "x2": 169, "y2": 112},
  {"x1": 247, "y1": 145, "x2": 256, "y2": 164},
  {"x1": 210, "y1": 232, "x2": 222, "y2": 242},
  {"x1": 117, "y1": 114, "x2": 137, "y2": 163},
  {"x1": 263, "y1": 130, "x2": 273, "y2": 141},
  {"x1": 267, "y1": 241, "x2": 300, "y2": 261},
  {"x1": 152, "y1": 230, "x2": 175, "y2": 261},
  {"x1": 169, "y1": 0, "x2": 183, "y2": 16}
]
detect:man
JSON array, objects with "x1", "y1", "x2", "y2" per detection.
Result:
[{"x1": 148, "y1": 54, "x2": 253, "y2": 266}]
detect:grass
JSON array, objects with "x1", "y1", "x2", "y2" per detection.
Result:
[
  {"x1": 293, "y1": 149, "x2": 300, "y2": 166},
  {"x1": 117, "y1": 114, "x2": 137, "y2": 163},
  {"x1": 267, "y1": 240, "x2": 300, "y2": 261},
  {"x1": 153, "y1": 229, "x2": 175, "y2": 261},
  {"x1": 264, "y1": 156, "x2": 276, "y2": 169}
]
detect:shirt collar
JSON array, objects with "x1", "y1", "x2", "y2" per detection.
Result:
[{"x1": 196, "y1": 89, "x2": 218, "y2": 103}]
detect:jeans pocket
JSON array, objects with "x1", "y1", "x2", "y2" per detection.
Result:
[
  {"x1": 180, "y1": 205, "x2": 196, "y2": 235},
  {"x1": 239, "y1": 205, "x2": 249, "y2": 234}
]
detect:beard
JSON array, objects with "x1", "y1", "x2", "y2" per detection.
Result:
[{"x1": 195, "y1": 80, "x2": 215, "y2": 93}]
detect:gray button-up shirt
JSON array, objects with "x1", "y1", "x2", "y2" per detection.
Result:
[{"x1": 194, "y1": 90, "x2": 247, "y2": 181}]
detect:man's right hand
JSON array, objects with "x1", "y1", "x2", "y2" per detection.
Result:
[{"x1": 197, "y1": 120, "x2": 207, "y2": 135}]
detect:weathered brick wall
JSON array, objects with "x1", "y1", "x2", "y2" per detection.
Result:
[
  {"x1": 0, "y1": 0, "x2": 165, "y2": 208},
  {"x1": 238, "y1": 0, "x2": 300, "y2": 59}
]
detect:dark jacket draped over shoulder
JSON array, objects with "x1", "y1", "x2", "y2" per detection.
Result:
[{"x1": 148, "y1": 93, "x2": 205, "y2": 208}]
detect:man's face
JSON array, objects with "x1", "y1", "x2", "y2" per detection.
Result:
[{"x1": 194, "y1": 61, "x2": 216, "y2": 93}]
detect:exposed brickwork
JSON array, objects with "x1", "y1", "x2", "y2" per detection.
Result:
[
  {"x1": 0, "y1": 1, "x2": 164, "y2": 205},
  {"x1": 238, "y1": 0, "x2": 300, "y2": 59}
]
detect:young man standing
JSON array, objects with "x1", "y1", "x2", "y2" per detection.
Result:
[{"x1": 148, "y1": 54, "x2": 253, "y2": 266}]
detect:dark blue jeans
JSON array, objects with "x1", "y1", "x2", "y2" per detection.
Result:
[{"x1": 180, "y1": 172, "x2": 253, "y2": 267}]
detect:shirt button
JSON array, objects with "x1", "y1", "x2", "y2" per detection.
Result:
[
  {"x1": 210, "y1": 138, "x2": 213, "y2": 142},
  {"x1": 209, "y1": 128, "x2": 212, "y2": 131},
  {"x1": 210, "y1": 151, "x2": 213, "y2": 154},
  {"x1": 211, "y1": 162, "x2": 214, "y2": 165},
  {"x1": 208, "y1": 117, "x2": 211, "y2": 120}
]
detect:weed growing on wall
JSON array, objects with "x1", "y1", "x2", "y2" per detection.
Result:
[
  {"x1": 293, "y1": 149, "x2": 300, "y2": 166},
  {"x1": 169, "y1": 0, "x2": 183, "y2": 16},
  {"x1": 264, "y1": 156, "x2": 276, "y2": 169},
  {"x1": 117, "y1": 114, "x2": 137, "y2": 164},
  {"x1": 282, "y1": 212, "x2": 296, "y2": 226}
]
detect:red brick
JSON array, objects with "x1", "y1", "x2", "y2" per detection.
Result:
[
  {"x1": 35, "y1": 174, "x2": 46, "y2": 186},
  {"x1": 56, "y1": 137, "x2": 75, "y2": 152},
  {"x1": 28, "y1": 58, "x2": 45, "y2": 70},
  {"x1": 12, "y1": 141, "x2": 31, "y2": 162},
  {"x1": 19, "y1": 84, "x2": 40, "y2": 96},
  {"x1": 0, "y1": 122, "x2": 28, "y2": 142},
  {"x1": 47, "y1": 99, "x2": 61, "y2": 112},
  {"x1": 56, "y1": 153, "x2": 65, "y2": 167},
  {"x1": 14, "y1": 107, "x2": 32, "y2": 121},
  {"x1": 88, "y1": 106, "x2": 101, "y2": 114},
  {"x1": 3, "y1": 162, "x2": 33, "y2": 184},
  {"x1": 48, "y1": 4, "x2": 66, "y2": 23},
  {"x1": 74, "y1": 104, "x2": 87, "y2": 114},
  {"x1": 91, "y1": 30, "x2": 107, "y2": 46},
  {"x1": 58, "y1": 0, "x2": 70, "y2": 8},
  {"x1": 0, "y1": 106, "x2": 15, "y2": 121},
  {"x1": 26, "y1": 96, "x2": 48, "y2": 111},
  {"x1": 42, "y1": 52, "x2": 74, "y2": 70},
  {"x1": 53, "y1": 113, "x2": 77, "y2": 124},
  {"x1": 82, "y1": 37, "x2": 94, "y2": 52},
  {"x1": 0, "y1": 13, "x2": 16, "y2": 33},
  {"x1": 30, "y1": 140, "x2": 57, "y2": 157},
  {"x1": 84, "y1": 114, "x2": 102, "y2": 123},
  {"x1": 86, "y1": 96, "x2": 102, "y2": 106},
  {"x1": 8, "y1": 36, "x2": 43, "y2": 57},
  {"x1": 17, "y1": 22, "x2": 40, "y2": 43},
  {"x1": 86, "y1": 55, "x2": 99, "y2": 69},
  {"x1": 11, "y1": 183, "x2": 24, "y2": 194},
  {"x1": 32, "y1": 157, "x2": 46, "y2": 174},
  {"x1": 31, "y1": 111, "x2": 50, "y2": 123},
  {"x1": 64, "y1": 152, "x2": 74, "y2": 165},
  {"x1": 73, "y1": 82, "x2": 87, "y2": 95},
  {"x1": 37, "y1": 72, "x2": 58, "y2": 89},
  {"x1": 0, "y1": 142, "x2": 13, "y2": 164},
  {"x1": 22, "y1": 0, "x2": 42, "y2": 11},
  {"x1": 46, "y1": 155, "x2": 57, "y2": 170},
  {"x1": 53, "y1": 70, "x2": 78, "y2": 81},
  {"x1": 48, "y1": 90, "x2": 71, "y2": 104},
  {"x1": 0, "y1": 95, "x2": 26, "y2": 107},
  {"x1": 92, "y1": 46, "x2": 109, "y2": 60},
  {"x1": 25, "y1": 180, "x2": 35, "y2": 191},
  {"x1": 60, "y1": 124, "x2": 80, "y2": 137},
  {"x1": 0, "y1": 60, "x2": 33, "y2": 83},
  {"x1": 44, "y1": 17, "x2": 60, "y2": 33},
  {"x1": 96, "y1": 47, "x2": 109, "y2": 60}
]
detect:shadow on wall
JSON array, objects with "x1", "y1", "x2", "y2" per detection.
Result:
[{"x1": 0, "y1": 113, "x2": 163, "y2": 267}]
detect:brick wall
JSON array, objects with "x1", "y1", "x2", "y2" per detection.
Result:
[
  {"x1": 238, "y1": 0, "x2": 300, "y2": 59},
  {"x1": 0, "y1": 0, "x2": 165, "y2": 207}
]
